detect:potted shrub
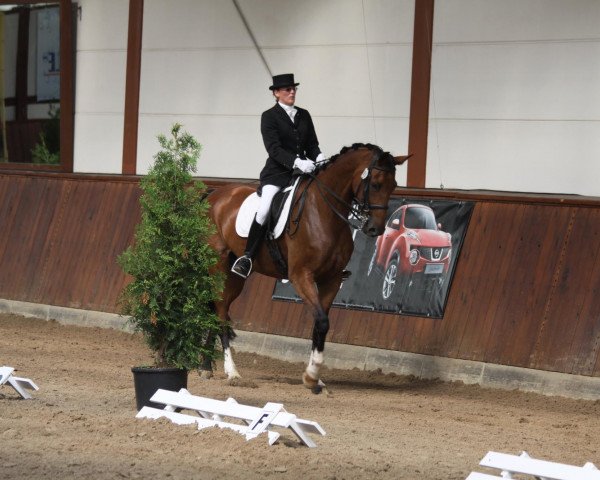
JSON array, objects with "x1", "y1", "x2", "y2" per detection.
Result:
[{"x1": 118, "y1": 124, "x2": 223, "y2": 410}]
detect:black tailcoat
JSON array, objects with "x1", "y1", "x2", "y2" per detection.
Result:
[{"x1": 259, "y1": 103, "x2": 322, "y2": 188}]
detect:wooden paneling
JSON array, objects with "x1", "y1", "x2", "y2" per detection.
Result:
[
  {"x1": 528, "y1": 208, "x2": 600, "y2": 374},
  {"x1": 1, "y1": 173, "x2": 600, "y2": 378},
  {"x1": 232, "y1": 195, "x2": 600, "y2": 378},
  {"x1": 0, "y1": 174, "x2": 140, "y2": 312}
]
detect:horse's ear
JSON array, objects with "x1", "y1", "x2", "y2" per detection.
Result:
[{"x1": 394, "y1": 154, "x2": 412, "y2": 165}]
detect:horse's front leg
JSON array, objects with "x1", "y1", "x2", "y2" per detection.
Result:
[{"x1": 292, "y1": 271, "x2": 342, "y2": 394}]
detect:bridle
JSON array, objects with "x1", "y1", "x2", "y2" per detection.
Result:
[
  {"x1": 289, "y1": 151, "x2": 395, "y2": 234},
  {"x1": 356, "y1": 157, "x2": 396, "y2": 209}
]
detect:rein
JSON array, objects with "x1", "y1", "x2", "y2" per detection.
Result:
[{"x1": 288, "y1": 151, "x2": 394, "y2": 235}]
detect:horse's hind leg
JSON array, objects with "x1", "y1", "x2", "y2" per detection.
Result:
[
  {"x1": 198, "y1": 245, "x2": 246, "y2": 380},
  {"x1": 198, "y1": 299, "x2": 242, "y2": 380},
  {"x1": 219, "y1": 319, "x2": 241, "y2": 381},
  {"x1": 199, "y1": 330, "x2": 217, "y2": 379},
  {"x1": 216, "y1": 270, "x2": 245, "y2": 381}
]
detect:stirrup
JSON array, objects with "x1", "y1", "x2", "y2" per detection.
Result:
[{"x1": 231, "y1": 255, "x2": 252, "y2": 279}]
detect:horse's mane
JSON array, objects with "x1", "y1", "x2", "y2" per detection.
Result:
[{"x1": 317, "y1": 143, "x2": 394, "y2": 173}]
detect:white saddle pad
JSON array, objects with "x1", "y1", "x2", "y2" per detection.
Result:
[{"x1": 235, "y1": 178, "x2": 301, "y2": 239}]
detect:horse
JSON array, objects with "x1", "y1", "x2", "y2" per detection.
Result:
[{"x1": 204, "y1": 143, "x2": 410, "y2": 393}]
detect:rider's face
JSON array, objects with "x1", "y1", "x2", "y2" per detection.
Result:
[{"x1": 274, "y1": 86, "x2": 297, "y2": 106}]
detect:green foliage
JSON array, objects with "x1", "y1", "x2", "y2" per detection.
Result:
[
  {"x1": 31, "y1": 105, "x2": 60, "y2": 165},
  {"x1": 118, "y1": 124, "x2": 224, "y2": 370}
]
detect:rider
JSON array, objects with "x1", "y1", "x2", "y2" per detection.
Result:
[{"x1": 231, "y1": 73, "x2": 325, "y2": 278}]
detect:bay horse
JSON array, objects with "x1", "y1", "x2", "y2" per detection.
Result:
[{"x1": 205, "y1": 143, "x2": 410, "y2": 393}]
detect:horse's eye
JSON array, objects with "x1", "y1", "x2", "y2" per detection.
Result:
[{"x1": 371, "y1": 182, "x2": 382, "y2": 192}]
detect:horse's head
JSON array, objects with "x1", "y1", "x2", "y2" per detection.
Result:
[{"x1": 353, "y1": 150, "x2": 411, "y2": 237}]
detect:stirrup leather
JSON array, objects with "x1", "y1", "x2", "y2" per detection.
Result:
[{"x1": 231, "y1": 255, "x2": 252, "y2": 279}]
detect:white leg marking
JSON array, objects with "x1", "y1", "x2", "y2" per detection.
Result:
[
  {"x1": 306, "y1": 349, "x2": 324, "y2": 380},
  {"x1": 223, "y1": 347, "x2": 241, "y2": 379}
]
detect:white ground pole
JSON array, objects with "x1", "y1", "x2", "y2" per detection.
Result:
[
  {"x1": 0, "y1": 366, "x2": 39, "y2": 399},
  {"x1": 466, "y1": 451, "x2": 600, "y2": 480},
  {"x1": 137, "y1": 388, "x2": 325, "y2": 447}
]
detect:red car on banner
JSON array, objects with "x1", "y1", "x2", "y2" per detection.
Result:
[{"x1": 367, "y1": 204, "x2": 452, "y2": 300}]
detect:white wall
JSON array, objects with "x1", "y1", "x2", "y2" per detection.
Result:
[
  {"x1": 135, "y1": 0, "x2": 413, "y2": 183},
  {"x1": 73, "y1": 0, "x2": 129, "y2": 173},
  {"x1": 71, "y1": 0, "x2": 600, "y2": 197},
  {"x1": 427, "y1": 0, "x2": 600, "y2": 196}
]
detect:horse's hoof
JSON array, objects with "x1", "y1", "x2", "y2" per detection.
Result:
[
  {"x1": 228, "y1": 376, "x2": 258, "y2": 388},
  {"x1": 198, "y1": 369, "x2": 213, "y2": 380},
  {"x1": 227, "y1": 373, "x2": 243, "y2": 386},
  {"x1": 302, "y1": 372, "x2": 320, "y2": 391},
  {"x1": 304, "y1": 375, "x2": 330, "y2": 396}
]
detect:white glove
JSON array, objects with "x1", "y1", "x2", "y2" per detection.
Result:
[
  {"x1": 293, "y1": 158, "x2": 315, "y2": 173},
  {"x1": 315, "y1": 153, "x2": 326, "y2": 163}
]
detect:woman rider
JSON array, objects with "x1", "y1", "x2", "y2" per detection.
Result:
[{"x1": 231, "y1": 73, "x2": 325, "y2": 278}]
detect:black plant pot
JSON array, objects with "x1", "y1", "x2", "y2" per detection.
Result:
[{"x1": 131, "y1": 366, "x2": 188, "y2": 411}]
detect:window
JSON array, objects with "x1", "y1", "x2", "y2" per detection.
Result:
[
  {"x1": 0, "y1": 1, "x2": 74, "y2": 171},
  {"x1": 387, "y1": 209, "x2": 402, "y2": 229},
  {"x1": 404, "y1": 207, "x2": 437, "y2": 230}
]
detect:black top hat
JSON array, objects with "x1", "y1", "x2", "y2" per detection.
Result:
[{"x1": 269, "y1": 73, "x2": 299, "y2": 91}]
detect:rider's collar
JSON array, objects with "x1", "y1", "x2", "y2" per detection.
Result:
[{"x1": 278, "y1": 102, "x2": 297, "y2": 116}]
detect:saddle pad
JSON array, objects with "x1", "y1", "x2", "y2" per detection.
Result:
[{"x1": 235, "y1": 178, "x2": 300, "y2": 240}]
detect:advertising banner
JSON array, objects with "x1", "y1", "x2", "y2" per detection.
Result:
[{"x1": 272, "y1": 197, "x2": 474, "y2": 318}]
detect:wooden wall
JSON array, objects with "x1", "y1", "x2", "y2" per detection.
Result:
[
  {"x1": 2, "y1": 172, "x2": 600, "y2": 378},
  {"x1": 231, "y1": 194, "x2": 600, "y2": 378},
  {"x1": 0, "y1": 173, "x2": 140, "y2": 312}
]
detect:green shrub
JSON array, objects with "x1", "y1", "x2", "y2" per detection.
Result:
[{"x1": 118, "y1": 124, "x2": 223, "y2": 370}]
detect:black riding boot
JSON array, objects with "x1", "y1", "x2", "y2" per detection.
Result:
[{"x1": 231, "y1": 219, "x2": 267, "y2": 279}]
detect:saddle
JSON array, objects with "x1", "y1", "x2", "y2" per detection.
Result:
[
  {"x1": 235, "y1": 177, "x2": 301, "y2": 239},
  {"x1": 233, "y1": 177, "x2": 351, "y2": 281}
]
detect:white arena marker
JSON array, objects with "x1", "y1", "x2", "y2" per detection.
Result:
[
  {"x1": 136, "y1": 388, "x2": 325, "y2": 447},
  {"x1": 467, "y1": 451, "x2": 600, "y2": 480},
  {"x1": 0, "y1": 366, "x2": 39, "y2": 399}
]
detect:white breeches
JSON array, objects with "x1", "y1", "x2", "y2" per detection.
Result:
[{"x1": 256, "y1": 184, "x2": 281, "y2": 225}]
